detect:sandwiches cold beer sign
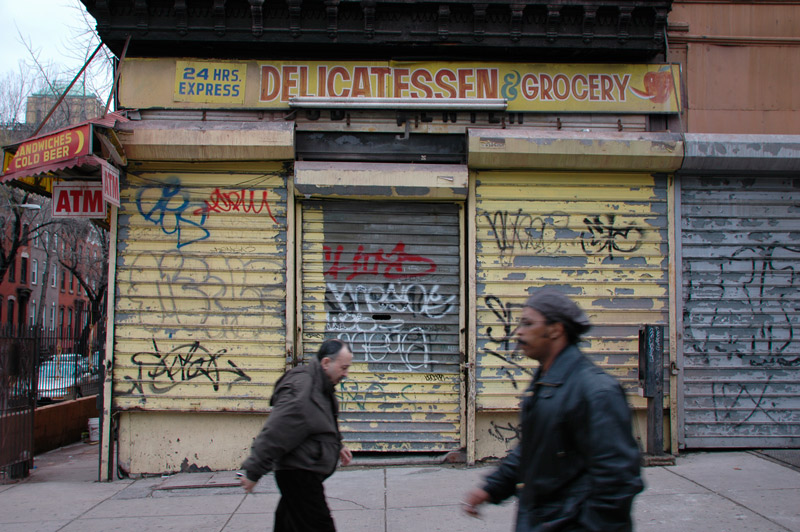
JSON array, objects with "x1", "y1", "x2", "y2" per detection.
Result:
[{"x1": 6, "y1": 125, "x2": 91, "y2": 174}]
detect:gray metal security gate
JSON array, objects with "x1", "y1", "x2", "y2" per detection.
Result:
[
  {"x1": 301, "y1": 201, "x2": 463, "y2": 452},
  {"x1": 681, "y1": 175, "x2": 800, "y2": 448}
]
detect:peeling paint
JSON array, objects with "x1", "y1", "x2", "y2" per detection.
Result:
[
  {"x1": 114, "y1": 168, "x2": 288, "y2": 412},
  {"x1": 475, "y1": 171, "x2": 669, "y2": 411},
  {"x1": 682, "y1": 175, "x2": 800, "y2": 447}
]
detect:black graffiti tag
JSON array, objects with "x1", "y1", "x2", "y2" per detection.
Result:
[
  {"x1": 580, "y1": 214, "x2": 644, "y2": 259},
  {"x1": 483, "y1": 296, "x2": 533, "y2": 389},
  {"x1": 123, "y1": 339, "x2": 251, "y2": 395},
  {"x1": 488, "y1": 421, "x2": 522, "y2": 444},
  {"x1": 482, "y1": 210, "x2": 569, "y2": 261}
]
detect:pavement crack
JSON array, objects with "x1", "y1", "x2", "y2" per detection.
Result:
[
  {"x1": 327, "y1": 496, "x2": 369, "y2": 510},
  {"x1": 219, "y1": 492, "x2": 250, "y2": 531}
]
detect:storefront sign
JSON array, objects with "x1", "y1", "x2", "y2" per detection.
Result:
[
  {"x1": 6, "y1": 125, "x2": 91, "y2": 174},
  {"x1": 257, "y1": 62, "x2": 680, "y2": 113},
  {"x1": 120, "y1": 58, "x2": 682, "y2": 114},
  {"x1": 101, "y1": 160, "x2": 120, "y2": 207},
  {"x1": 174, "y1": 61, "x2": 247, "y2": 104},
  {"x1": 52, "y1": 181, "x2": 105, "y2": 218}
]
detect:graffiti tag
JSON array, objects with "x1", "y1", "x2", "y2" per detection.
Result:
[
  {"x1": 122, "y1": 339, "x2": 251, "y2": 395},
  {"x1": 324, "y1": 242, "x2": 436, "y2": 281}
]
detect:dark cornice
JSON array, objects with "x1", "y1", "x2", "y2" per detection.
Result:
[{"x1": 81, "y1": 0, "x2": 672, "y2": 61}]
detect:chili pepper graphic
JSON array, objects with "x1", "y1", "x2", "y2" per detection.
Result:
[{"x1": 630, "y1": 67, "x2": 674, "y2": 104}]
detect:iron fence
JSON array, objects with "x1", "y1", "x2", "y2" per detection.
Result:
[
  {"x1": 0, "y1": 328, "x2": 38, "y2": 479},
  {"x1": 1, "y1": 325, "x2": 103, "y2": 479},
  {"x1": 35, "y1": 327, "x2": 103, "y2": 404}
]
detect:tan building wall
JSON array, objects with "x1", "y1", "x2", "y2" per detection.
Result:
[{"x1": 668, "y1": 0, "x2": 800, "y2": 134}]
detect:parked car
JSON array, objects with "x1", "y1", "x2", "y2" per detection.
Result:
[{"x1": 37, "y1": 355, "x2": 91, "y2": 404}]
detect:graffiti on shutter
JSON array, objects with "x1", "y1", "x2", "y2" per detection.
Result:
[
  {"x1": 114, "y1": 168, "x2": 288, "y2": 411},
  {"x1": 682, "y1": 175, "x2": 800, "y2": 448},
  {"x1": 475, "y1": 172, "x2": 669, "y2": 413},
  {"x1": 302, "y1": 201, "x2": 462, "y2": 451}
]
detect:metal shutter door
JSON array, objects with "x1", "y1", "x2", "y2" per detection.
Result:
[
  {"x1": 301, "y1": 200, "x2": 462, "y2": 452},
  {"x1": 682, "y1": 175, "x2": 800, "y2": 448},
  {"x1": 475, "y1": 171, "x2": 669, "y2": 410},
  {"x1": 115, "y1": 169, "x2": 288, "y2": 411}
]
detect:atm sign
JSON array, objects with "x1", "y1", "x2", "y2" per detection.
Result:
[{"x1": 52, "y1": 182, "x2": 105, "y2": 218}]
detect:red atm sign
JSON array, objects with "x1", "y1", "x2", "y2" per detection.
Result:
[{"x1": 52, "y1": 182, "x2": 105, "y2": 218}]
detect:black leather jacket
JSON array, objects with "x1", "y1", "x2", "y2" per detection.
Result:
[
  {"x1": 482, "y1": 345, "x2": 643, "y2": 532},
  {"x1": 242, "y1": 358, "x2": 343, "y2": 482}
]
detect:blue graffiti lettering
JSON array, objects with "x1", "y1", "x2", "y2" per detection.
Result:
[{"x1": 136, "y1": 176, "x2": 210, "y2": 248}]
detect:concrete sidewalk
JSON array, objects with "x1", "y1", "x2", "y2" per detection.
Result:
[{"x1": 1, "y1": 443, "x2": 799, "y2": 532}]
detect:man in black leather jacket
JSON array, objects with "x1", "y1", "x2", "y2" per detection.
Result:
[
  {"x1": 240, "y1": 338, "x2": 353, "y2": 532},
  {"x1": 464, "y1": 289, "x2": 643, "y2": 531}
]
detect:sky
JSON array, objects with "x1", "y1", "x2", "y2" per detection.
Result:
[{"x1": 0, "y1": 0, "x2": 98, "y2": 79}]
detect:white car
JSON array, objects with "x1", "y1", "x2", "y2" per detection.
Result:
[{"x1": 37, "y1": 355, "x2": 91, "y2": 403}]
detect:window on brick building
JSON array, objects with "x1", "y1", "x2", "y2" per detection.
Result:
[
  {"x1": 31, "y1": 259, "x2": 38, "y2": 285},
  {"x1": 20, "y1": 257, "x2": 28, "y2": 284}
]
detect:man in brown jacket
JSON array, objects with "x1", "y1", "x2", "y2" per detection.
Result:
[{"x1": 240, "y1": 338, "x2": 353, "y2": 532}]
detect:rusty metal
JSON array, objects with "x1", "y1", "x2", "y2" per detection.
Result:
[{"x1": 639, "y1": 324, "x2": 664, "y2": 455}]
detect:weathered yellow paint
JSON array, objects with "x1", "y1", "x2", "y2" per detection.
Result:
[
  {"x1": 467, "y1": 172, "x2": 478, "y2": 464},
  {"x1": 113, "y1": 166, "x2": 288, "y2": 412},
  {"x1": 474, "y1": 171, "x2": 670, "y2": 413},
  {"x1": 120, "y1": 58, "x2": 682, "y2": 114},
  {"x1": 294, "y1": 162, "x2": 468, "y2": 200},
  {"x1": 116, "y1": 120, "x2": 294, "y2": 161},
  {"x1": 174, "y1": 60, "x2": 248, "y2": 104},
  {"x1": 117, "y1": 411, "x2": 266, "y2": 474},
  {"x1": 473, "y1": 405, "x2": 661, "y2": 460},
  {"x1": 468, "y1": 130, "x2": 684, "y2": 172}
]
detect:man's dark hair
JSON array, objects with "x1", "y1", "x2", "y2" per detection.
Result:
[
  {"x1": 524, "y1": 289, "x2": 591, "y2": 346},
  {"x1": 317, "y1": 338, "x2": 350, "y2": 361}
]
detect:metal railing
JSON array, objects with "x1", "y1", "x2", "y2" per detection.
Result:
[
  {"x1": 34, "y1": 327, "x2": 103, "y2": 404},
  {"x1": 0, "y1": 328, "x2": 38, "y2": 479},
  {"x1": 1, "y1": 325, "x2": 104, "y2": 479}
]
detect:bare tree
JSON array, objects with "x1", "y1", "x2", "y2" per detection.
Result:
[
  {"x1": 54, "y1": 219, "x2": 108, "y2": 333},
  {"x1": 65, "y1": 0, "x2": 114, "y2": 109},
  {"x1": 0, "y1": 63, "x2": 36, "y2": 145},
  {"x1": 0, "y1": 186, "x2": 52, "y2": 284}
]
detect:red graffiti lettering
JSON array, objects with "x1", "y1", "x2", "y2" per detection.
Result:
[
  {"x1": 195, "y1": 189, "x2": 277, "y2": 224},
  {"x1": 323, "y1": 242, "x2": 437, "y2": 280}
]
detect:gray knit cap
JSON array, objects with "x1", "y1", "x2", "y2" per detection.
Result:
[{"x1": 524, "y1": 289, "x2": 591, "y2": 339}]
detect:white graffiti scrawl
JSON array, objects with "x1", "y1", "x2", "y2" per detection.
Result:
[{"x1": 323, "y1": 242, "x2": 456, "y2": 372}]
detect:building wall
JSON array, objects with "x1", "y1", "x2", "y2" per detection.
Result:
[
  {"x1": 25, "y1": 93, "x2": 104, "y2": 133},
  {"x1": 668, "y1": 1, "x2": 800, "y2": 134}
]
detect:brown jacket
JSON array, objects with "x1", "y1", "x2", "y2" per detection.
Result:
[{"x1": 242, "y1": 357, "x2": 343, "y2": 482}]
